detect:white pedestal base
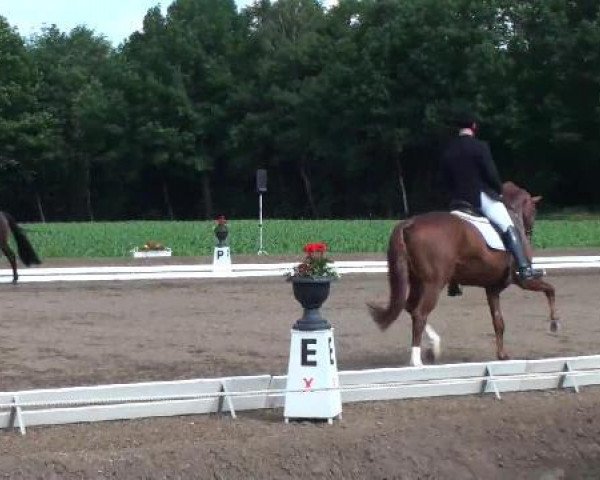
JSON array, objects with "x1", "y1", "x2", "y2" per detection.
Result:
[
  {"x1": 284, "y1": 328, "x2": 342, "y2": 422},
  {"x1": 213, "y1": 247, "x2": 231, "y2": 271}
]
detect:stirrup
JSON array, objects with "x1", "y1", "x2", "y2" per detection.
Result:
[{"x1": 517, "y1": 266, "x2": 544, "y2": 281}]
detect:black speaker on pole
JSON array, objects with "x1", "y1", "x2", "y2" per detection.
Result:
[{"x1": 256, "y1": 169, "x2": 267, "y2": 193}]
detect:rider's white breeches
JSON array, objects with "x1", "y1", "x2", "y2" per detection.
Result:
[{"x1": 480, "y1": 192, "x2": 514, "y2": 232}]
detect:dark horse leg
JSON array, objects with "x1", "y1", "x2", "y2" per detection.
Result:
[
  {"x1": 1, "y1": 244, "x2": 18, "y2": 284},
  {"x1": 516, "y1": 278, "x2": 560, "y2": 332},
  {"x1": 447, "y1": 281, "x2": 463, "y2": 297},
  {"x1": 0, "y1": 211, "x2": 41, "y2": 284},
  {"x1": 409, "y1": 282, "x2": 442, "y2": 366},
  {"x1": 485, "y1": 287, "x2": 509, "y2": 360}
]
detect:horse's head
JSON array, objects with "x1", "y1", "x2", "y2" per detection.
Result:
[
  {"x1": 522, "y1": 194, "x2": 542, "y2": 238},
  {"x1": 502, "y1": 181, "x2": 542, "y2": 242}
]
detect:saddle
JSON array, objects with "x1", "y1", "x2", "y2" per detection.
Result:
[{"x1": 449, "y1": 203, "x2": 505, "y2": 251}]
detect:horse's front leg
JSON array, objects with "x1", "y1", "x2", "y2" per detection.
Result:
[
  {"x1": 517, "y1": 278, "x2": 560, "y2": 332},
  {"x1": 485, "y1": 288, "x2": 509, "y2": 360}
]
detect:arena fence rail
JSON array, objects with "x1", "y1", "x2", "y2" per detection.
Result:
[
  {"x1": 0, "y1": 256, "x2": 599, "y2": 283},
  {"x1": 1, "y1": 354, "x2": 599, "y2": 435}
]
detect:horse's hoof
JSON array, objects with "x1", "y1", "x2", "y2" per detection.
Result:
[
  {"x1": 550, "y1": 320, "x2": 561, "y2": 333},
  {"x1": 497, "y1": 353, "x2": 510, "y2": 361},
  {"x1": 424, "y1": 348, "x2": 436, "y2": 364},
  {"x1": 447, "y1": 284, "x2": 463, "y2": 297},
  {"x1": 424, "y1": 342, "x2": 440, "y2": 363}
]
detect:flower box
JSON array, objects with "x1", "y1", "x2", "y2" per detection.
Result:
[
  {"x1": 131, "y1": 247, "x2": 172, "y2": 258},
  {"x1": 288, "y1": 242, "x2": 338, "y2": 331}
]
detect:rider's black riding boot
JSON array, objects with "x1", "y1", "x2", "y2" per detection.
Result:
[
  {"x1": 501, "y1": 227, "x2": 544, "y2": 281},
  {"x1": 447, "y1": 282, "x2": 463, "y2": 297}
]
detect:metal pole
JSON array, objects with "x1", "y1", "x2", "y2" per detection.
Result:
[{"x1": 258, "y1": 193, "x2": 267, "y2": 255}]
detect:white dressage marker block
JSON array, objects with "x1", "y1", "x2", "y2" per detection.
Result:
[
  {"x1": 212, "y1": 247, "x2": 232, "y2": 271},
  {"x1": 284, "y1": 328, "x2": 342, "y2": 424}
]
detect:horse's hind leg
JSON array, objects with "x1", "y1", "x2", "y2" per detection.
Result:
[
  {"x1": 1, "y1": 244, "x2": 18, "y2": 284},
  {"x1": 409, "y1": 280, "x2": 442, "y2": 362},
  {"x1": 485, "y1": 288, "x2": 509, "y2": 360},
  {"x1": 409, "y1": 282, "x2": 442, "y2": 366},
  {"x1": 424, "y1": 324, "x2": 441, "y2": 362}
]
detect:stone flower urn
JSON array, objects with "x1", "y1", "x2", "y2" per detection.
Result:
[
  {"x1": 214, "y1": 215, "x2": 229, "y2": 247},
  {"x1": 290, "y1": 276, "x2": 333, "y2": 331}
]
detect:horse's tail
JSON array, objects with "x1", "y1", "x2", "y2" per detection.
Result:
[
  {"x1": 5, "y1": 213, "x2": 41, "y2": 266},
  {"x1": 368, "y1": 219, "x2": 412, "y2": 330}
]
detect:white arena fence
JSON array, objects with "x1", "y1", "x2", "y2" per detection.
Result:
[
  {"x1": 0, "y1": 255, "x2": 599, "y2": 283},
  {"x1": 1, "y1": 355, "x2": 599, "y2": 435}
]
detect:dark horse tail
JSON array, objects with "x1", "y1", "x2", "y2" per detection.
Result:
[
  {"x1": 367, "y1": 219, "x2": 412, "y2": 330},
  {"x1": 5, "y1": 213, "x2": 41, "y2": 266}
]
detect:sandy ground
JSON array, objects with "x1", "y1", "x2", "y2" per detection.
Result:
[{"x1": 0, "y1": 251, "x2": 599, "y2": 479}]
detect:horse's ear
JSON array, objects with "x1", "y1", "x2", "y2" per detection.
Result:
[{"x1": 531, "y1": 196, "x2": 543, "y2": 204}]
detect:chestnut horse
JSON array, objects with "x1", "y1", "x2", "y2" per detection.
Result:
[
  {"x1": 368, "y1": 182, "x2": 559, "y2": 366},
  {"x1": 0, "y1": 211, "x2": 41, "y2": 283}
]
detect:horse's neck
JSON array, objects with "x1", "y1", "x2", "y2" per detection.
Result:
[
  {"x1": 507, "y1": 208, "x2": 534, "y2": 260},
  {"x1": 508, "y1": 209, "x2": 525, "y2": 234}
]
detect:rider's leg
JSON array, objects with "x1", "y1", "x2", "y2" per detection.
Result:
[{"x1": 479, "y1": 192, "x2": 543, "y2": 281}]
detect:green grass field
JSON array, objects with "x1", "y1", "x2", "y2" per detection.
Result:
[{"x1": 17, "y1": 218, "x2": 600, "y2": 259}]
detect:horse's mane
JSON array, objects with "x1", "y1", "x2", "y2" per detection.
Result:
[
  {"x1": 502, "y1": 181, "x2": 530, "y2": 213},
  {"x1": 502, "y1": 181, "x2": 538, "y2": 250}
]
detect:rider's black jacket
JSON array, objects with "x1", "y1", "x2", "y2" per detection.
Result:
[{"x1": 439, "y1": 134, "x2": 503, "y2": 208}]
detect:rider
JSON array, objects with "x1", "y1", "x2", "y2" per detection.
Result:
[{"x1": 439, "y1": 111, "x2": 543, "y2": 282}]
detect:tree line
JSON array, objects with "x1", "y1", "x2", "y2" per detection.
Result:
[{"x1": 1, "y1": 0, "x2": 599, "y2": 222}]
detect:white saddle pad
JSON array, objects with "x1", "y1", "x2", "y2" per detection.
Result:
[{"x1": 450, "y1": 210, "x2": 505, "y2": 251}]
